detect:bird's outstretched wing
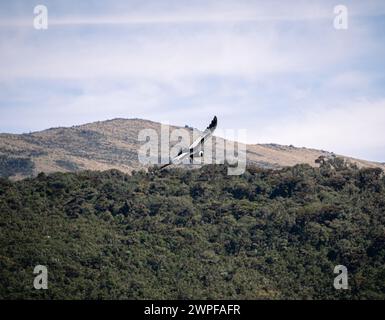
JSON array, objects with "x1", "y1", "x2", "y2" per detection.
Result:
[
  {"x1": 188, "y1": 115, "x2": 217, "y2": 153},
  {"x1": 159, "y1": 150, "x2": 190, "y2": 170},
  {"x1": 160, "y1": 116, "x2": 217, "y2": 170}
]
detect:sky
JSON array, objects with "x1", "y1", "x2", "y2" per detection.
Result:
[{"x1": 0, "y1": 0, "x2": 385, "y2": 162}]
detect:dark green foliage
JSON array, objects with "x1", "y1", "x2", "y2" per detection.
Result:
[{"x1": 0, "y1": 161, "x2": 384, "y2": 299}]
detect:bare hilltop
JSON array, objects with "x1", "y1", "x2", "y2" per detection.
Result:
[{"x1": 1, "y1": 118, "x2": 383, "y2": 179}]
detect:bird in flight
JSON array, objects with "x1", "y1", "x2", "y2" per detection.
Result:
[{"x1": 160, "y1": 116, "x2": 217, "y2": 170}]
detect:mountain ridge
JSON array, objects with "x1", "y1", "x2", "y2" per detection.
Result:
[{"x1": 0, "y1": 118, "x2": 383, "y2": 180}]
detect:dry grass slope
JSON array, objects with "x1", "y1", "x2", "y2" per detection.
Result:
[{"x1": 0, "y1": 118, "x2": 383, "y2": 180}]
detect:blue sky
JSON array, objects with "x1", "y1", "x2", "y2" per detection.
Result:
[{"x1": 1, "y1": 0, "x2": 385, "y2": 161}]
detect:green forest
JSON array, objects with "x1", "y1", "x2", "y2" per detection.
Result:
[{"x1": 1, "y1": 158, "x2": 384, "y2": 299}]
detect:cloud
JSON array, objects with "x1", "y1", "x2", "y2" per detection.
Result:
[
  {"x1": 252, "y1": 98, "x2": 385, "y2": 160},
  {"x1": 0, "y1": 20, "x2": 369, "y2": 82},
  {"x1": 2, "y1": 0, "x2": 385, "y2": 26},
  {"x1": 325, "y1": 71, "x2": 373, "y2": 92}
]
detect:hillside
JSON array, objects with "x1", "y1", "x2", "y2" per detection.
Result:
[
  {"x1": 1, "y1": 118, "x2": 384, "y2": 180},
  {"x1": 1, "y1": 162, "x2": 384, "y2": 299}
]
